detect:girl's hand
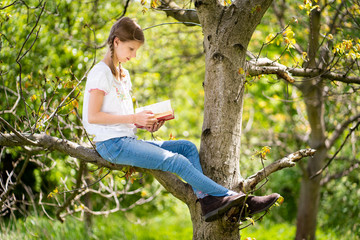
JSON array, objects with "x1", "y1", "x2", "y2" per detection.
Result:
[
  {"x1": 145, "y1": 120, "x2": 165, "y2": 133},
  {"x1": 134, "y1": 110, "x2": 157, "y2": 127}
]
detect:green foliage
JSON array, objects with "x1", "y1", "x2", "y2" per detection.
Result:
[
  {"x1": 319, "y1": 175, "x2": 360, "y2": 237},
  {"x1": 242, "y1": 0, "x2": 360, "y2": 237},
  {"x1": 1, "y1": 0, "x2": 204, "y2": 221},
  {"x1": 1, "y1": 0, "x2": 360, "y2": 239}
]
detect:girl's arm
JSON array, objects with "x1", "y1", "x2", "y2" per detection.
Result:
[{"x1": 88, "y1": 89, "x2": 157, "y2": 127}]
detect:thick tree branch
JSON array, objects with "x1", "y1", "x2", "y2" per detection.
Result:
[
  {"x1": 158, "y1": 0, "x2": 199, "y2": 24},
  {"x1": 148, "y1": 170, "x2": 194, "y2": 203},
  {"x1": 240, "y1": 149, "x2": 316, "y2": 192},
  {"x1": 247, "y1": 58, "x2": 360, "y2": 84},
  {"x1": 247, "y1": 58, "x2": 295, "y2": 83},
  {"x1": 0, "y1": 133, "x2": 192, "y2": 203}
]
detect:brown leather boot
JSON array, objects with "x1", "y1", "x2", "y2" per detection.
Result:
[
  {"x1": 240, "y1": 193, "x2": 280, "y2": 220},
  {"x1": 198, "y1": 193, "x2": 246, "y2": 222}
]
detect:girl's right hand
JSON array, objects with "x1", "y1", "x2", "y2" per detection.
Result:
[{"x1": 133, "y1": 110, "x2": 157, "y2": 127}]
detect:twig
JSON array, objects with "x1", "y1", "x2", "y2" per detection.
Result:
[
  {"x1": 320, "y1": 161, "x2": 360, "y2": 186},
  {"x1": 0, "y1": 116, "x2": 38, "y2": 145},
  {"x1": 0, "y1": 155, "x2": 30, "y2": 210},
  {"x1": 238, "y1": 209, "x2": 268, "y2": 230},
  {"x1": 115, "y1": 0, "x2": 131, "y2": 20},
  {"x1": 15, "y1": 2, "x2": 46, "y2": 133},
  {"x1": 57, "y1": 170, "x2": 112, "y2": 195},
  {"x1": 0, "y1": 0, "x2": 19, "y2": 10},
  {"x1": 55, "y1": 160, "x2": 85, "y2": 222}
]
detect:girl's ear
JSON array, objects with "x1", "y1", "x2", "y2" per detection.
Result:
[{"x1": 113, "y1": 37, "x2": 119, "y2": 47}]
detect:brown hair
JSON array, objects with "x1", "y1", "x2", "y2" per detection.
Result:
[{"x1": 107, "y1": 17, "x2": 144, "y2": 78}]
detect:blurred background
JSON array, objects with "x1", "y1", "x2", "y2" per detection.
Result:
[{"x1": 1, "y1": 0, "x2": 359, "y2": 239}]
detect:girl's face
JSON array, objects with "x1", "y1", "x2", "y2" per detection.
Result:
[{"x1": 113, "y1": 38, "x2": 142, "y2": 63}]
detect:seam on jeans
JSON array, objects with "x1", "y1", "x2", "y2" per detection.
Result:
[
  {"x1": 106, "y1": 140, "x2": 117, "y2": 163},
  {"x1": 99, "y1": 140, "x2": 116, "y2": 163},
  {"x1": 107, "y1": 138, "x2": 127, "y2": 164}
]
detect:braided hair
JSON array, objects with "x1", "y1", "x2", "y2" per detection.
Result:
[{"x1": 107, "y1": 17, "x2": 144, "y2": 79}]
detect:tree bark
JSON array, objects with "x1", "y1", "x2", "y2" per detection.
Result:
[{"x1": 193, "y1": 0, "x2": 273, "y2": 238}]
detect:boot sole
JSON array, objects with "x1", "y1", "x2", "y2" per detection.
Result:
[{"x1": 204, "y1": 194, "x2": 246, "y2": 222}]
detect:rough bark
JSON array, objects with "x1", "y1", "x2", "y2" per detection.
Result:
[{"x1": 194, "y1": 0, "x2": 273, "y2": 239}]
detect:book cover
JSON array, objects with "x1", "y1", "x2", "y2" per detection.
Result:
[{"x1": 135, "y1": 100, "x2": 174, "y2": 128}]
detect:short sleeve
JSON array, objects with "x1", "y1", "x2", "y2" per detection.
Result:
[{"x1": 86, "y1": 68, "x2": 112, "y2": 95}]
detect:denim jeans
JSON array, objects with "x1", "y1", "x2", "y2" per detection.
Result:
[{"x1": 95, "y1": 137, "x2": 233, "y2": 198}]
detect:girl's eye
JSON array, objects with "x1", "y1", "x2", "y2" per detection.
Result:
[{"x1": 130, "y1": 48, "x2": 134, "y2": 51}]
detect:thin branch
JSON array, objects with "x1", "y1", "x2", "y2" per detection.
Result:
[
  {"x1": 326, "y1": 113, "x2": 360, "y2": 148},
  {"x1": 310, "y1": 120, "x2": 360, "y2": 179},
  {"x1": 116, "y1": 0, "x2": 131, "y2": 20},
  {"x1": 240, "y1": 149, "x2": 316, "y2": 192},
  {"x1": 56, "y1": 161, "x2": 84, "y2": 222},
  {"x1": 57, "y1": 170, "x2": 111, "y2": 195},
  {"x1": 0, "y1": 0, "x2": 19, "y2": 10},
  {"x1": 143, "y1": 21, "x2": 201, "y2": 31},
  {"x1": 0, "y1": 117, "x2": 38, "y2": 145},
  {"x1": 271, "y1": 0, "x2": 304, "y2": 54},
  {"x1": 320, "y1": 161, "x2": 360, "y2": 186},
  {"x1": 0, "y1": 155, "x2": 30, "y2": 210},
  {"x1": 15, "y1": 1, "x2": 46, "y2": 133},
  {"x1": 255, "y1": 23, "x2": 292, "y2": 61}
]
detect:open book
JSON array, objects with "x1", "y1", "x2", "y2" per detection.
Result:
[{"x1": 135, "y1": 100, "x2": 174, "y2": 128}]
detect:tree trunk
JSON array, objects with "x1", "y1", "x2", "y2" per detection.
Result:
[
  {"x1": 192, "y1": 1, "x2": 273, "y2": 239},
  {"x1": 296, "y1": 6, "x2": 325, "y2": 240},
  {"x1": 296, "y1": 81, "x2": 327, "y2": 240}
]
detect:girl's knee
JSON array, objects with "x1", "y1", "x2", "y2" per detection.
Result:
[{"x1": 179, "y1": 140, "x2": 198, "y2": 152}]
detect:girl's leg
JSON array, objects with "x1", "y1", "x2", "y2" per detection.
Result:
[
  {"x1": 145, "y1": 139, "x2": 208, "y2": 198},
  {"x1": 96, "y1": 137, "x2": 232, "y2": 197}
]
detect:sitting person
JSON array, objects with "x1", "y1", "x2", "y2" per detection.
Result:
[{"x1": 82, "y1": 17, "x2": 280, "y2": 222}]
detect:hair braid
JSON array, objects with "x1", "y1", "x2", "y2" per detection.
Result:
[{"x1": 108, "y1": 36, "x2": 117, "y2": 78}]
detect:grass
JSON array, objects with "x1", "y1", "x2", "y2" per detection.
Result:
[
  {"x1": 1, "y1": 203, "x2": 357, "y2": 240},
  {"x1": 0, "y1": 201, "x2": 193, "y2": 240}
]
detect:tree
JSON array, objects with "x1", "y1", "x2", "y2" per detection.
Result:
[
  {"x1": 151, "y1": 0, "x2": 360, "y2": 239},
  {"x1": 1, "y1": 0, "x2": 359, "y2": 240}
]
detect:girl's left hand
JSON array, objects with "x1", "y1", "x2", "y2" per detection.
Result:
[{"x1": 146, "y1": 120, "x2": 165, "y2": 132}]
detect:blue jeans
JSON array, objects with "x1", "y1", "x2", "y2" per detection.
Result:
[{"x1": 95, "y1": 137, "x2": 233, "y2": 198}]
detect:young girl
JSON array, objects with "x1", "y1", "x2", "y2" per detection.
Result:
[{"x1": 82, "y1": 17, "x2": 279, "y2": 222}]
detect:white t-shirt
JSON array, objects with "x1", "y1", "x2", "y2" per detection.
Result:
[{"x1": 82, "y1": 61, "x2": 137, "y2": 142}]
